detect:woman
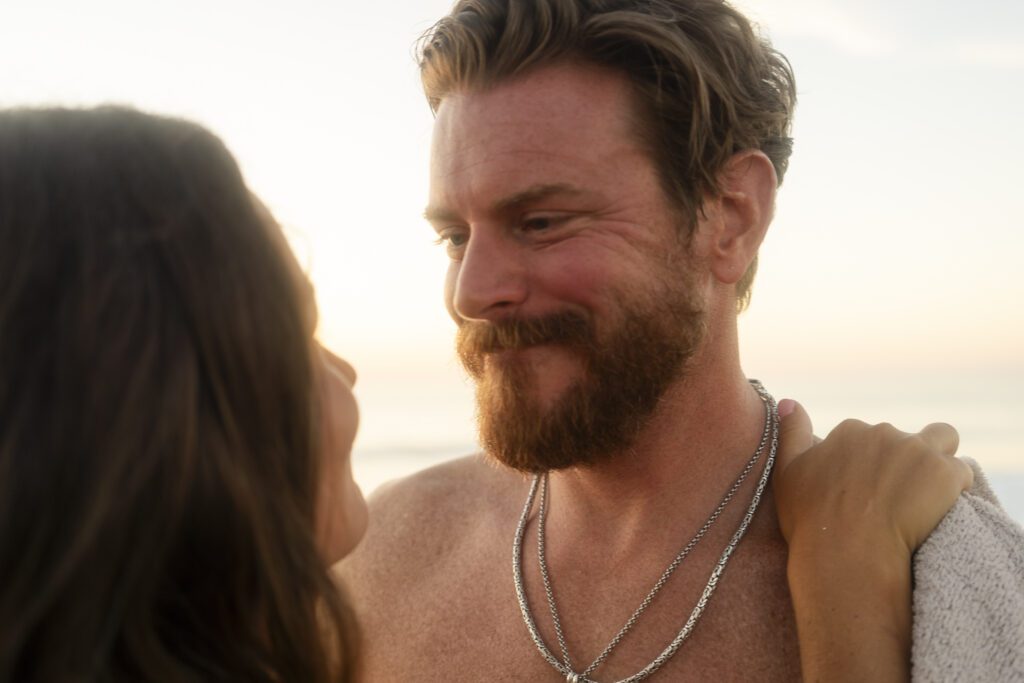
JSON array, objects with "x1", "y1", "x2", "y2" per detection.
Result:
[{"x1": 0, "y1": 106, "x2": 365, "y2": 681}]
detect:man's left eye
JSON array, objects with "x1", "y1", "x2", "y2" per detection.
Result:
[{"x1": 522, "y1": 215, "x2": 566, "y2": 232}]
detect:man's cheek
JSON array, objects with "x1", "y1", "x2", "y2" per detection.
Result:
[{"x1": 445, "y1": 265, "x2": 461, "y2": 324}]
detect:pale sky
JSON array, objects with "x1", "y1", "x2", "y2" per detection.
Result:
[{"x1": 2, "y1": 1, "x2": 1021, "y2": 466}]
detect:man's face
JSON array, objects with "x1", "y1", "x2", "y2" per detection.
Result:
[{"x1": 426, "y1": 61, "x2": 708, "y2": 471}]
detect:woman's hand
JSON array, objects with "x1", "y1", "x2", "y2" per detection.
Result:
[{"x1": 773, "y1": 399, "x2": 973, "y2": 683}]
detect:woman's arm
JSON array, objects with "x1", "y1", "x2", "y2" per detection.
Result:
[{"x1": 773, "y1": 400, "x2": 973, "y2": 683}]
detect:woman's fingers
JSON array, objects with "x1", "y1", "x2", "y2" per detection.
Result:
[
  {"x1": 917, "y1": 422, "x2": 959, "y2": 457},
  {"x1": 774, "y1": 411, "x2": 973, "y2": 553},
  {"x1": 775, "y1": 398, "x2": 815, "y2": 477}
]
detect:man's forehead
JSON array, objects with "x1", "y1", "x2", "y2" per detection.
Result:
[
  {"x1": 430, "y1": 61, "x2": 638, "y2": 158},
  {"x1": 427, "y1": 61, "x2": 648, "y2": 211}
]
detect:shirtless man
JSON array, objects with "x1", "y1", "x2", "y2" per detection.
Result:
[{"x1": 340, "y1": 1, "x2": 980, "y2": 680}]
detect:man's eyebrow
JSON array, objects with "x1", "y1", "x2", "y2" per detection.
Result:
[
  {"x1": 423, "y1": 183, "x2": 587, "y2": 225},
  {"x1": 493, "y1": 183, "x2": 586, "y2": 213},
  {"x1": 422, "y1": 205, "x2": 460, "y2": 225}
]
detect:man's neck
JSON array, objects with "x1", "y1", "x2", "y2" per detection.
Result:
[{"x1": 543, "y1": 356, "x2": 770, "y2": 556}]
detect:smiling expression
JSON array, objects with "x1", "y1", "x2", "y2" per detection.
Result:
[{"x1": 427, "y1": 61, "x2": 710, "y2": 469}]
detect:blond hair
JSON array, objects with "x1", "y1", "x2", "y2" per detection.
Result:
[{"x1": 418, "y1": 0, "x2": 796, "y2": 310}]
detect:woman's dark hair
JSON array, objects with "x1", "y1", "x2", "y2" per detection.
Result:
[{"x1": 0, "y1": 107, "x2": 354, "y2": 681}]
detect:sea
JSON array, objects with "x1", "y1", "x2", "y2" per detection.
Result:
[
  {"x1": 350, "y1": 367, "x2": 1024, "y2": 524},
  {"x1": 352, "y1": 448, "x2": 1024, "y2": 524}
]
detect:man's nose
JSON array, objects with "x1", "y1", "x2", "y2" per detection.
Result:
[{"x1": 451, "y1": 229, "x2": 527, "y2": 322}]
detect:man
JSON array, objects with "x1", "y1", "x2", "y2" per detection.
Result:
[{"x1": 340, "y1": 1, "x2": 1022, "y2": 680}]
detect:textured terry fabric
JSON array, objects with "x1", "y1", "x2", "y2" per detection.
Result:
[{"x1": 912, "y1": 458, "x2": 1024, "y2": 682}]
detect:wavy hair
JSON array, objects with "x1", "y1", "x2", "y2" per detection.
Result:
[
  {"x1": 418, "y1": 0, "x2": 797, "y2": 310},
  {"x1": 0, "y1": 107, "x2": 354, "y2": 682}
]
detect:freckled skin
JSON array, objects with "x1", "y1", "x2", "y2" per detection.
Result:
[
  {"x1": 337, "y1": 46, "x2": 965, "y2": 683},
  {"x1": 340, "y1": 61, "x2": 802, "y2": 682},
  {"x1": 429, "y1": 64, "x2": 710, "y2": 408}
]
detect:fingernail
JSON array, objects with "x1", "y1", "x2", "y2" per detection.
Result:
[{"x1": 778, "y1": 398, "x2": 796, "y2": 418}]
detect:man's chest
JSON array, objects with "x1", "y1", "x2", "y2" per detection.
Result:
[{"x1": 362, "y1": 540, "x2": 801, "y2": 682}]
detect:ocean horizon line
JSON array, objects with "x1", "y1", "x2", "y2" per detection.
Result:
[{"x1": 352, "y1": 448, "x2": 1024, "y2": 524}]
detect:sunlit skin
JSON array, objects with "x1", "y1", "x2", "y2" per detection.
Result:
[
  {"x1": 346, "y1": 62, "x2": 807, "y2": 681},
  {"x1": 265, "y1": 198, "x2": 368, "y2": 565},
  {"x1": 339, "y1": 61, "x2": 972, "y2": 683},
  {"x1": 315, "y1": 345, "x2": 366, "y2": 564},
  {"x1": 427, "y1": 66, "x2": 717, "y2": 409},
  {"x1": 426, "y1": 61, "x2": 774, "y2": 514}
]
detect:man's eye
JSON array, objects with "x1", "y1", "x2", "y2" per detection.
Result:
[
  {"x1": 523, "y1": 216, "x2": 551, "y2": 231},
  {"x1": 434, "y1": 230, "x2": 469, "y2": 256},
  {"x1": 522, "y1": 214, "x2": 573, "y2": 233},
  {"x1": 434, "y1": 232, "x2": 467, "y2": 246}
]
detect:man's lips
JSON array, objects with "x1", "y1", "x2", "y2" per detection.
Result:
[
  {"x1": 480, "y1": 344, "x2": 579, "y2": 372},
  {"x1": 482, "y1": 342, "x2": 553, "y2": 356}
]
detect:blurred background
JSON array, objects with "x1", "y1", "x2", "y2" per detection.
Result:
[{"x1": 2, "y1": 0, "x2": 1021, "y2": 518}]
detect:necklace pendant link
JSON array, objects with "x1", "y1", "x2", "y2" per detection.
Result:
[{"x1": 515, "y1": 381, "x2": 779, "y2": 683}]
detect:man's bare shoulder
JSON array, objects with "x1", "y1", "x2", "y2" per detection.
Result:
[
  {"x1": 337, "y1": 456, "x2": 544, "y2": 679},
  {"x1": 366, "y1": 452, "x2": 525, "y2": 529},
  {"x1": 336, "y1": 453, "x2": 526, "y2": 588}
]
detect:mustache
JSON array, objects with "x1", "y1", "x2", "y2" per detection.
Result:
[{"x1": 456, "y1": 312, "x2": 594, "y2": 373}]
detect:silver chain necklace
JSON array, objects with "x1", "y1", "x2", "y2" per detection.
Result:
[{"x1": 512, "y1": 381, "x2": 779, "y2": 683}]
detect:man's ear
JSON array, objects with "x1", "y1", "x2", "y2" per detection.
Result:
[{"x1": 706, "y1": 150, "x2": 777, "y2": 285}]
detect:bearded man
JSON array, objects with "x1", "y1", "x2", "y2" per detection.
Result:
[{"x1": 339, "y1": 1, "x2": 1024, "y2": 680}]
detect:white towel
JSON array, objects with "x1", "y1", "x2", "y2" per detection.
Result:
[{"x1": 912, "y1": 458, "x2": 1024, "y2": 682}]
